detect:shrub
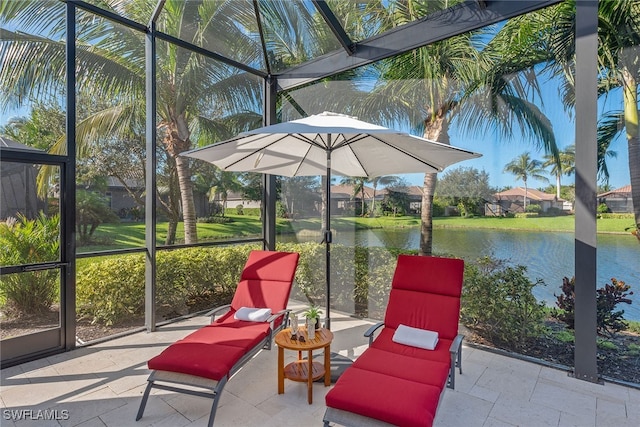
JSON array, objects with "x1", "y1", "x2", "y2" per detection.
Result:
[
  {"x1": 552, "y1": 276, "x2": 576, "y2": 328},
  {"x1": 514, "y1": 212, "x2": 538, "y2": 218},
  {"x1": 235, "y1": 204, "x2": 244, "y2": 215},
  {"x1": 525, "y1": 203, "x2": 541, "y2": 213},
  {"x1": 76, "y1": 245, "x2": 258, "y2": 325},
  {"x1": 540, "y1": 207, "x2": 566, "y2": 217},
  {"x1": 0, "y1": 213, "x2": 60, "y2": 314},
  {"x1": 76, "y1": 254, "x2": 145, "y2": 325},
  {"x1": 276, "y1": 201, "x2": 287, "y2": 218},
  {"x1": 76, "y1": 190, "x2": 119, "y2": 244},
  {"x1": 597, "y1": 203, "x2": 610, "y2": 214},
  {"x1": 552, "y1": 276, "x2": 633, "y2": 337},
  {"x1": 242, "y1": 208, "x2": 261, "y2": 217},
  {"x1": 431, "y1": 198, "x2": 446, "y2": 217},
  {"x1": 461, "y1": 256, "x2": 547, "y2": 348},
  {"x1": 597, "y1": 278, "x2": 633, "y2": 336},
  {"x1": 196, "y1": 216, "x2": 233, "y2": 224},
  {"x1": 596, "y1": 338, "x2": 618, "y2": 351}
]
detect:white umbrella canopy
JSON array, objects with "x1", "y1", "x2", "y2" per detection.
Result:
[
  {"x1": 183, "y1": 111, "x2": 481, "y2": 329},
  {"x1": 183, "y1": 111, "x2": 481, "y2": 178}
]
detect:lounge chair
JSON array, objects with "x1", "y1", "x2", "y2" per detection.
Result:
[
  {"x1": 323, "y1": 255, "x2": 464, "y2": 427},
  {"x1": 136, "y1": 250, "x2": 300, "y2": 427}
]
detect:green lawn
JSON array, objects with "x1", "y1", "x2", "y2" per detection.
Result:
[{"x1": 77, "y1": 213, "x2": 635, "y2": 252}]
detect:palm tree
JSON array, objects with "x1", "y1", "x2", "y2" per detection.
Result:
[
  {"x1": 209, "y1": 170, "x2": 244, "y2": 217},
  {"x1": 0, "y1": 0, "x2": 271, "y2": 243},
  {"x1": 347, "y1": 1, "x2": 557, "y2": 255},
  {"x1": 539, "y1": 0, "x2": 640, "y2": 228},
  {"x1": 504, "y1": 152, "x2": 549, "y2": 209},
  {"x1": 1, "y1": 0, "x2": 343, "y2": 244},
  {"x1": 369, "y1": 175, "x2": 401, "y2": 217},
  {"x1": 543, "y1": 145, "x2": 575, "y2": 199},
  {"x1": 340, "y1": 177, "x2": 367, "y2": 216}
]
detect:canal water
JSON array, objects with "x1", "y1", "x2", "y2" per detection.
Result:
[{"x1": 286, "y1": 227, "x2": 640, "y2": 321}]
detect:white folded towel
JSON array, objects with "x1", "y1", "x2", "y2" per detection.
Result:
[
  {"x1": 392, "y1": 324, "x2": 439, "y2": 350},
  {"x1": 234, "y1": 307, "x2": 272, "y2": 322}
]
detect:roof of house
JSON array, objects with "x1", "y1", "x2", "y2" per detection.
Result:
[
  {"x1": 597, "y1": 184, "x2": 631, "y2": 198},
  {"x1": 106, "y1": 176, "x2": 144, "y2": 188},
  {"x1": 494, "y1": 187, "x2": 561, "y2": 202},
  {"x1": 0, "y1": 136, "x2": 44, "y2": 152},
  {"x1": 330, "y1": 184, "x2": 376, "y2": 199},
  {"x1": 380, "y1": 185, "x2": 423, "y2": 198}
]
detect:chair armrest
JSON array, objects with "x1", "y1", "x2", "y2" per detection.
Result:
[
  {"x1": 205, "y1": 304, "x2": 232, "y2": 323},
  {"x1": 449, "y1": 334, "x2": 464, "y2": 355},
  {"x1": 364, "y1": 322, "x2": 385, "y2": 347},
  {"x1": 268, "y1": 309, "x2": 290, "y2": 330},
  {"x1": 448, "y1": 334, "x2": 464, "y2": 389}
]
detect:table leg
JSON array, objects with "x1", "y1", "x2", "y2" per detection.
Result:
[
  {"x1": 324, "y1": 344, "x2": 331, "y2": 386},
  {"x1": 278, "y1": 346, "x2": 284, "y2": 394},
  {"x1": 307, "y1": 349, "x2": 313, "y2": 404}
]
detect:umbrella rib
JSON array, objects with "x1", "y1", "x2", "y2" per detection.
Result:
[
  {"x1": 220, "y1": 134, "x2": 292, "y2": 170},
  {"x1": 291, "y1": 144, "x2": 314, "y2": 176},
  {"x1": 329, "y1": 134, "x2": 371, "y2": 177},
  {"x1": 341, "y1": 134, "x2": 472, "y2": 172}
]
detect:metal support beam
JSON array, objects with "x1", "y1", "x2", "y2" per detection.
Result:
[
  {"x1": 68, "y1": 0, "x2": 147, "y2": 32},
  {"x1": 263, "y1": 76, "x2": 277, "y2": 251},
  {"x1": 573, "y1": 0, "x2": 599, "y2": 383},
  {"x1": 154, "y1": 31, "x2": 267, "y2": 78},
  {"x1": 312, "y1": 0, "x2": 355, "y2": 55},
  {"x1": 277, "y1": 0, "x2": 562, "y2": 91},
  {"x1": 63, "y1": 1, "x2": 77, "y2": 352},
  {"x1": 145, "y1": 21, "x2": 158, "y2": 332},
  {"x1": 149, "y1": 0, "x2": 166, "y2": 28}
]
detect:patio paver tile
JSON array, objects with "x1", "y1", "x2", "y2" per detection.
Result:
[{"x1": 1, "y1": 305, "x2": 638, "y2": 427}]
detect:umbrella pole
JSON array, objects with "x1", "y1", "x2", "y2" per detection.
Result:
[{"x1": 324, "y1": 145, "x2": 332, "y2": 330}]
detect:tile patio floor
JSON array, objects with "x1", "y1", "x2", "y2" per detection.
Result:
[{"x1": 1, "y1": 301, "x2": 638, "y2": 427}]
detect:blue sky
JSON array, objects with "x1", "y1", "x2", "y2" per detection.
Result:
[
  {"x1": 1, "y1": 92, "x2": 631, "y2": 193},
  {"x1": 1, "y1": 9, "x2": 632, "y2": 194},
  {"x1": 402, "y1": 81, "x2": 631, "y2": 192}
]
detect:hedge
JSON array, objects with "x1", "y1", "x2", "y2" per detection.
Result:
[{"x1": 76, "y1": 243, "x2": 548, "y2": 351}]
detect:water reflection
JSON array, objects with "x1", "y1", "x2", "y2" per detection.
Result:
[{"x1": 282, "y1": 227, "x2": 640, "y2": 321}]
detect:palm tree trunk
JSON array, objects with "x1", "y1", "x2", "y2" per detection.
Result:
[
  {"x1": 419, "y1": 113, "x2": 450, "y2": 256},
  {"x1": 165, "y1": 165, "x2": 181, "y2": 245},
  {"x1": 371, "y1": 184, "x2": 377, "y2": 217},
  {"x1": 556, "y1": 174, "x2": 561, "y2": 199},
  {"x1": 420, "y1": 172, "x2": 436, "y2": 256},
  {"x1": 175, "y1": 154, "x2": 197, "y2": 243},
  {"x1": 622, "y1": 68, "x2": 640, "y2": 227},
  {"x1": 166, "y1": 219, "x2": 178, "y2": 246},
  {"x1": 321, "y1": 176, "x2": 328, "y2": 230},
  {"x1": 164, "y1": 115, "x2": 198, "y2": 244},
  {"x1": 524, "y1": 180, "x2": 529, "y2": 210}
]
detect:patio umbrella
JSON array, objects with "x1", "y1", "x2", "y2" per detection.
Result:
[{"x1": 182, "y1": 111, "x2": 481, "y2": 329}]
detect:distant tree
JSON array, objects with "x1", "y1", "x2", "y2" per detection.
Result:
[
  {"x1": 280, "y1": 176, "x2": 319, "y2": 219},
  {"x1": 368, "y1": 175, "x2": 401, "y2": 217},
  {"x1": 209, "y1": 171, "x2": 244, "y2": 217},
  {"x1": 0, "y1": 101, "x2": 65, "y2": 151},
  {"x1": 240, "y1": 173, "x2": 264, "y2": 205},
  {"x1": 543, "y1": 145, "x2": 575, "y2": 199},
  {"x1": 537, "y1": 0, "x2": 640, "y2": 229},
  {"x1": 340, "y1": 176, "x2": 367, "y2": 216},
  {"x1": 504, "y1": 153, "x2": 549, "y2": 208},
  {"x1": 382, "y1": 179, "x2": 411, "y2": 216},
  {"x1": 76, "y1": 190, "x2": 119, "y2": 244},
  {"x1": 435, "y1": 167, "x2": 494, "y2": 216}
]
